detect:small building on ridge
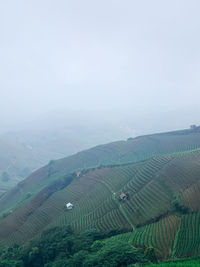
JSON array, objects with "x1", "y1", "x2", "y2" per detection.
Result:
[
  {"x1": 66, "y1": 202, "x2": 73, "y2": 210},
  {"x1": 120, "y1": 193, "x2": 128, "y2": 200},
  {"x1": 76, "y1": 171, "x2": 81, "y2": 177}
]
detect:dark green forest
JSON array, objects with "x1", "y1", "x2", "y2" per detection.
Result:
[{"x1": 0, "y1": 226, "x2": 155, "y2": 267}]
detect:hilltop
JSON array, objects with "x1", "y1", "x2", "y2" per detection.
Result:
[{"x1": 0, "y1": 127, "x2": 200, "y2": 263}]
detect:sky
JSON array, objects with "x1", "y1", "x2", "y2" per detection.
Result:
[{"x1": 0, "y1": 0, "x2": 200, "y2": 133}]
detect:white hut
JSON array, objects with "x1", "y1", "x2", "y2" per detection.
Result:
[{"x1": 66, "y1": 202, "x2": 73, "y2": 210}]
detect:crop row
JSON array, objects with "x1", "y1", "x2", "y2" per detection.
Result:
[
  {"x1": 51, "y1": 196, "x2": 118, "y2": 231},
  {"x1": 85, "y1": 162, "x2": 144, "y2": 193},
  {"x1": 85, "y1": 208, "x2": 131, "y2": 232},
  {"x1": 122, "y1": 179, "x2": 172, "y2": 226},
  {"x1": 131, "y1": 215, "x2": 180, "y2": 259},
  {"x1": 123, "y1": 156, "x2": 172, "y2": 196},
  {"x1": 180, "y1": 180, "x2": 200, "y2": 211},
  {"x1": 173, "y1": 212, "x2": 200, "y2": 258},
  {"x1": 163, "y1": 152, "x2": 200, "y2": 192}
]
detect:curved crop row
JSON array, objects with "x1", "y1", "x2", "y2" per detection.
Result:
[
  {"x1": 180, "y1": 180, "x2": 200, "y2": 211},
  {"x1": 173, "y1": 212, "x2": 200, "y2": 258},
  {"x1": 131, "y1": 215, "x2": 180, "y2": 259}
]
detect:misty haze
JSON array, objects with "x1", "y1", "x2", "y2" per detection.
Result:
[{"x1": 0, "y1": 1, "x2": 200, "y2": 266}]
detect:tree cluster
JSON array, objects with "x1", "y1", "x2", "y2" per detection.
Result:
[{"x1": 0, "y1": 226, "x2": 154, "y2": 267}]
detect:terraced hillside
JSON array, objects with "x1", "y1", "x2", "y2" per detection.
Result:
[
  {"x1": 1, "y1": 128, "x2": 200, "y2": 214},
  {"x1": 0, "y1": 129, "x2": 200, "y2": 261},
  {"x1": 0, "y1": 148, "x2": 200, "y2": 261},
  {"x1": 106, "y1": 214, "x2": 180, "y2": 260}
]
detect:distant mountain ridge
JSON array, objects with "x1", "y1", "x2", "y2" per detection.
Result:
[{"x1": 0, "y1": 117, "x2": 131, "y2": 195}]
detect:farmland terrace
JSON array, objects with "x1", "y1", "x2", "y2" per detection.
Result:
[{"x1": 0, "y1": 129, "x2": 200, "y2": 261}]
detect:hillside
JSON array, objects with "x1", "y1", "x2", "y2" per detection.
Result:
[
  {"x1": 0, "y1": 128, "x2": 200, "y2": 212},
  {"x1": 0, "y1": 113, "x2": 132, "y2": 195},
  {"x1": 1, "y1": 150, "x2": 200, "y2": 260},
  {"x1": 0, "y1": 135, "x2": 65, "y2": 196},
  {"x1": 0, "y1": 128, "x2": 200, "y2": 262}
]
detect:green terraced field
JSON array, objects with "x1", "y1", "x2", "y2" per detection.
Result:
[
  {"x1": 107, "y1": 215, "x2": 180, "y2": 259},
  {"x1": 173, "y1": 212, "x2": 200, "y2": 258},
  {"x1": 1, "y1": 128, "x2": 200, "y2": 215},
  {"x1": 1, "y1": 149, "x2": 200, "y2": 255},
  {"x1": 1, "y1": 129, "x2": 200, "y2": 261}
]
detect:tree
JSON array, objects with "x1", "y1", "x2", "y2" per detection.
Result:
[
  {"x1": 83, "y1": 240, "x2": 148, "y2": 266},
  {"x1": 144, "y1": 246, "x2": 158, "y2": 264}
]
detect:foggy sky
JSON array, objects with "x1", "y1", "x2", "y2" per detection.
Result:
[{"x1": 1, "y1": 0, "x2": 200, "y2": 130}]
